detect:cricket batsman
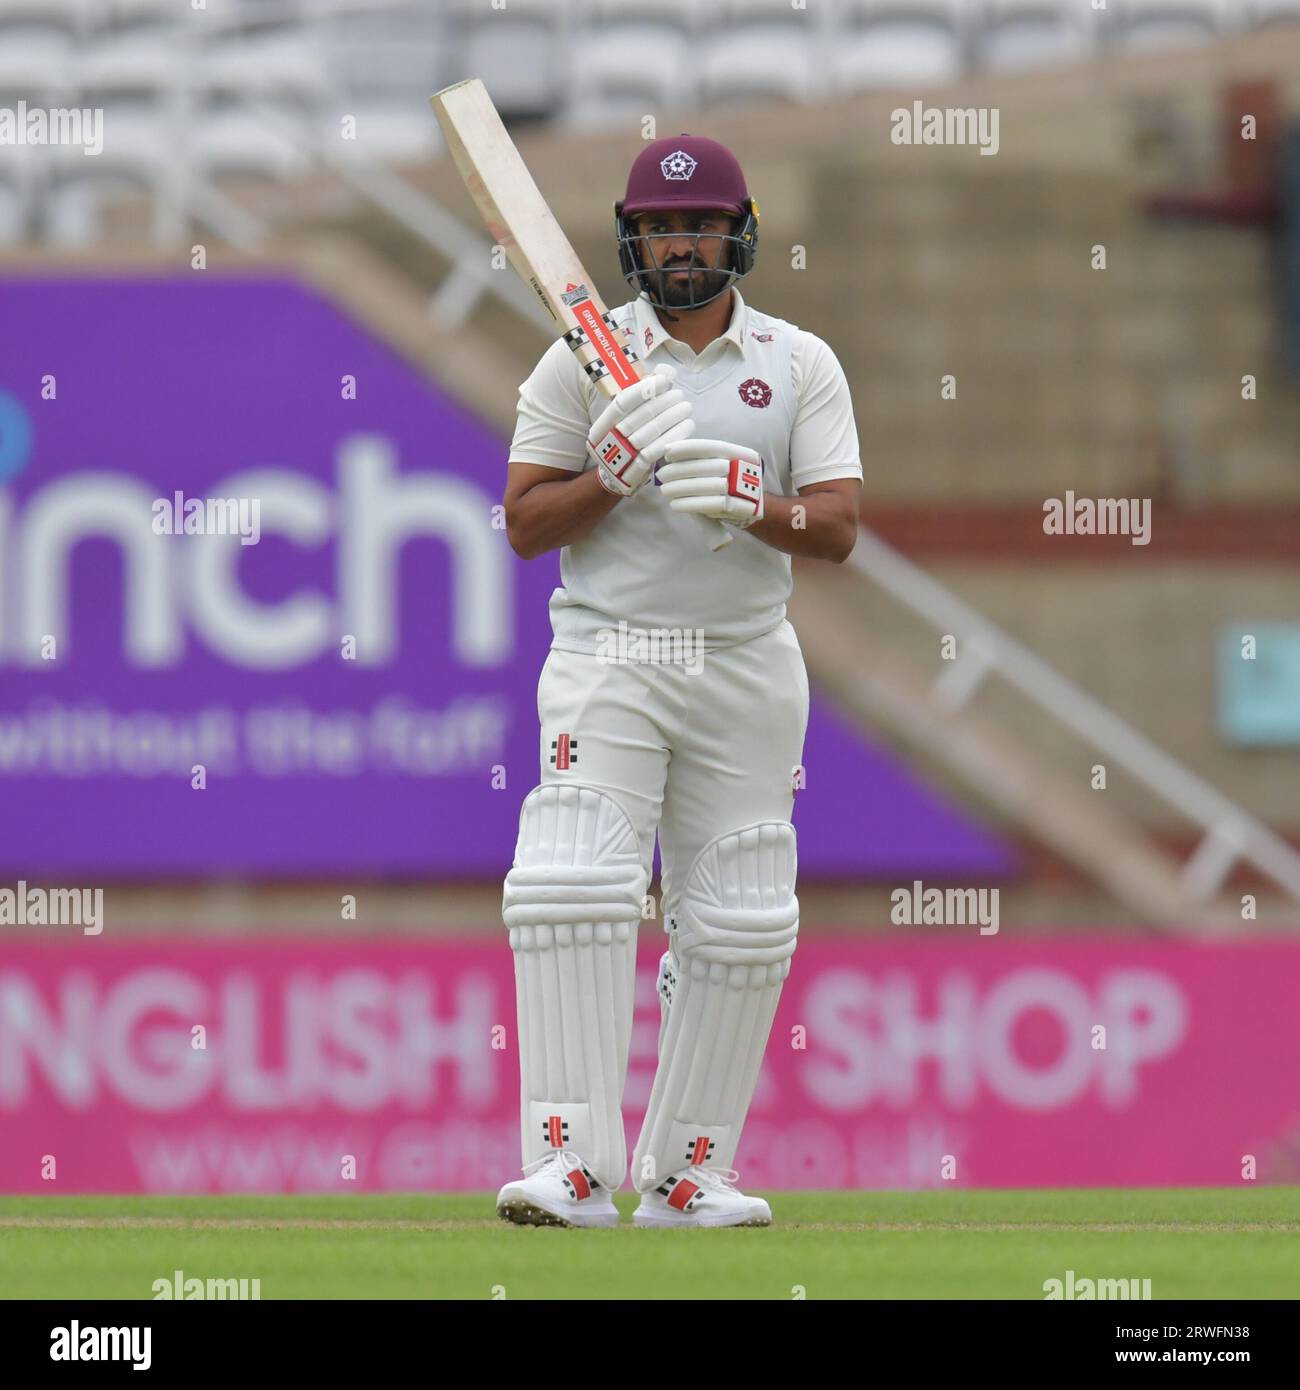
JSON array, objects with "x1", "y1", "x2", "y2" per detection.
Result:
[{"x1": 496, "y1": 134, "x2": 862, "y2": 1228}]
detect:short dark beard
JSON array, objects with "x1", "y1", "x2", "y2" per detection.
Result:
[
  {"x1": 633, "y1": 218, "x2": 736, "y2": 308},
  {"x1": 654, "y1": 261, "x2": 731, "y2": 307}
]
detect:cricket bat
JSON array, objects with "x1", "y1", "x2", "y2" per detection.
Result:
[{"x1": 430, "y1": 78, "x2": 732, "y2": 552}]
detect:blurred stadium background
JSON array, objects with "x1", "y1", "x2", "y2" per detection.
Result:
[{"x1": 1, "y1": 0, "x2": 1298, "y2": 1198}]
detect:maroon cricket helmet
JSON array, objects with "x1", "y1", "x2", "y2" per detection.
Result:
[{"x1": 614, "y1": 134, "x2": 759, "y2": 311}]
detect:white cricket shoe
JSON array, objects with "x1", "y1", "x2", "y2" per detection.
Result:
[
  {"x1": 496, "y1": 1151, "x2": 620, "y2": 1228},
  {"x1": 633, "y1": 1166, "x2": 771, "y2": 1229}
]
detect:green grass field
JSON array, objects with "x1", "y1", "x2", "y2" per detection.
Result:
[{"x1": 1, "y1": 1189, "x2": 1295, "y2": 1300}]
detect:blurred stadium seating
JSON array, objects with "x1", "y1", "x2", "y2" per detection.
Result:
[{"x1": 1, "y1": 0, "x2": 1298, "y2": 228}]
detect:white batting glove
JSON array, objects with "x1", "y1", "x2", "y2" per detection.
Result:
[
  {"x1": 587, "y1": 364, "x2": 694, "y2": 497},
  {"x1": 656, "y1": 438, "x2": 766, "y2": 529}
]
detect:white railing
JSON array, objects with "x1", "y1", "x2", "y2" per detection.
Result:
[
  {"x1": 313, "y1": 133, "x2": 554, "y2": 334},
  {"x1": 235, "y1": 96, "x2": 553, "y2": 332},
  {"x1": 847, "y1": 528, "x2": 1300, "y2": 909}
]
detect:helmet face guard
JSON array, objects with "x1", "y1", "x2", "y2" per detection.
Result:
[{"x1": 614, "y1": 197, "x2": 759, "y2": 312}]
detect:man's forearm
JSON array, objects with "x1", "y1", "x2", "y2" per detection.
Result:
[
  {"x1": 508, "y1": 467, "x2": 621, "y2": 559},
  {"x1": 745, "y1": 492, "x2": 857, "y2": 561}
]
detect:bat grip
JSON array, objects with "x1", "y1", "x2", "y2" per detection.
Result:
[{"x1": 700, "y1": 516, "x2": 733, "y2": 551}]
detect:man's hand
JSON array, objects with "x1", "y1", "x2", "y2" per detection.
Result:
[
  {"x1": 656, "y1": 438, "x2": 765, "y2": 529},
  {"x1": 587, "y1": 364, "x2": 694, "y2": 498}
]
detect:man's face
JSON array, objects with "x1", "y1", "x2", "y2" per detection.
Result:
[{"x1": 632, "y1": 208, "x2": 735, "y2": 306}]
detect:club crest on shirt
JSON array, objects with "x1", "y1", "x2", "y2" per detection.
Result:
[
  {"x1": 645, "y1": 326, "x2": 653, "y2": 351},
  {"x1": 738, "y1": 377, "x2": 772, "y2": 408},
  {"x1": 750, "y1": 330, "x2": 774, "y2": 343}
]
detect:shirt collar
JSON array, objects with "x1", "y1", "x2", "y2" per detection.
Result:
[{"x1": 633, "y1": 286, "x2": 748, "y2": 360}]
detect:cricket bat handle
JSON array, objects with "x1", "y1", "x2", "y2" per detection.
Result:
[
  {"x1": 700, "y1": 514, "x2": 733, "y2": 551},
  {"x1": 604, "y1": 404, "x2": 732, "y2": 552},
  {"x1": 613, "y1": 356, "x2": 731, "y2": 551}
]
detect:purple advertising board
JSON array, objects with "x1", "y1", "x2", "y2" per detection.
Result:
[{"x1": 0, "y1": 276, "x2": 1014, "y2": 878}]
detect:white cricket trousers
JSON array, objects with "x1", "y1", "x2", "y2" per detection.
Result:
[{"x1": 534, "y1": 619, "x2": 810, "y2": 919}]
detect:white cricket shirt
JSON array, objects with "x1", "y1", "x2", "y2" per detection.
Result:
[{"x1": 508, "y1": 287, "x2": 862, "y2": 655}]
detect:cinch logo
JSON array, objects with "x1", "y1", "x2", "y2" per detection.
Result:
[{"x1": 0, "y1": 435, "x2": 510, "y2": 670}]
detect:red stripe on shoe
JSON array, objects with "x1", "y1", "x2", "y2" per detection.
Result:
[
  {"x1": 567, "y1": 1169, "x2": 591, "y2": 1200},
  {"x1": 667, "y1": 1179, "x2": 699, "y2": 1211}
]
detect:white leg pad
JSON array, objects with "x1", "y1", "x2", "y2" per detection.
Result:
[
  {"x1": 503, "y1": 783, "x2": 646, "y2": 1192},
  {"x1": 631, "y1": 821, "x2": 798, "y2": 1191}
]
